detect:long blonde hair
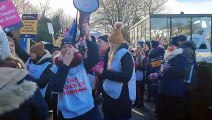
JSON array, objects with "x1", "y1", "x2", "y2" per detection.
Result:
[{"x1": 108, "y1": 43, "x2": 122, "y2": 65}]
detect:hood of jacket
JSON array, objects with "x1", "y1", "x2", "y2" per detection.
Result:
[
  {"x1": 181, "y1": 41, "x2": 196, "y2": 50},
  {"x1": 0, "y1": 68, "x2": 28, "y2": 89},
  {"x1": 0, "y1": 68, "x2": 37, "y2": 115}
]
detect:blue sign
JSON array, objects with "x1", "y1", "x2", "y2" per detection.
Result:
[
  {"x1": 20, "y1": 38, "x2": 27, "y2": 51},
  {"x1": 20, "y1": 34, "x2": 36, "y2": 39},
  {"x1": 22, "y1": 14, "x2": 38, "y2": 20}
]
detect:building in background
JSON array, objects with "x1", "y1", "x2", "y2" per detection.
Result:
[{"x1": 130, "y1": 13, "x2": 212, "y2": 52}]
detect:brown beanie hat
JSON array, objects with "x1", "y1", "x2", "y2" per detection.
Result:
[
  {"x1": 30, "y1": 42, "x2": 45, "y2": 56},
  {"x1": 108, "y1": 22, "x2": 124, "y2": 44}
]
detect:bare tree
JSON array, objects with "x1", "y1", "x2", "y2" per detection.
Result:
[
  {"x1": 12, "y1": 0, "x2": 30, "y2": 14},
  {"x1": 12, "y1": 0, "x2": 39, "y2": 14},
  {"x1": 38, "y1": 0, "x2": 52, "y2": 18},
  {"x1": 91, "y1": 0, "x2": 168, "y2": 39},
  {"x1": 52, "y1": 9, "x2": 74, "y2": 32}
]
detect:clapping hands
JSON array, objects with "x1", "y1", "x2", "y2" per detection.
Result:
[{"x1": 63, "y1": 48, "x2": 78, "y2": 66}]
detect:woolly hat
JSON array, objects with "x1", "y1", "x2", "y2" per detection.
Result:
[
  {"x1": 30, "y1": 42, "x2": 46, "y2": 57},
  {"x1": 178, "y1": 35, "x2": 187, "y2": 42},
  {"x1": 98, "y1": 35, "x2": 108, "y2": 42},
  {"x1": 145, "y1": 41, "x2": 151, "y2": 49},
  {"x1": 151, "y1": 40, "x2": 159, "y2": 48},
  {"x1": 108, "y1": 22, "x2": 125, "y2": 44},
  {"x1": 0, "y1": 27, "x2": 11, "y2": 61},
  {"x1": 169, "y1": 37, "x2": 180, "y2": 47},
  {"x1": 137, "y1": 41, "x2": 145, "y2": 48},
  {"x1": 60, "y1": 35, "x2": 76, "y2": 49}
]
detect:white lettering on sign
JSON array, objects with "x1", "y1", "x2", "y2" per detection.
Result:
[{"x1": 0, "y1": 5, "x2": 6, "y2": 11}]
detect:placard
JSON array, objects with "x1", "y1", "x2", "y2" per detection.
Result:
[{"x1": 0, "y1": 0, "x2": 23, "y2": 32}]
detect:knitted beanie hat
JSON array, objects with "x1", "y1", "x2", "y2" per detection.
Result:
[
  {"x1": 98, "y1": 35, "x2": 108, "y2": 42},
  {"x1": 0, "y1": 27, "x2": 11, "y2": 61},
  {"x1": 151, "y1": 40, "x2": 160, "y2": 48},
  {"x1": 30, "y1": 42, "x2": 45, "y2": 57},
  {"x1": 169, "y1": 37, "x2": 180, "y2": 47},
  {"x1": 108, "y1": 22, "x2": 124, "y2": 44}
]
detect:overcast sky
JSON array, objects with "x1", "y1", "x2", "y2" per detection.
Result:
[{"x1": 29, "y1": 0, "x2": 212, "y2": 17}]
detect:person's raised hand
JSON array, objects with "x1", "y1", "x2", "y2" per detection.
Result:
[
  {"x1": 81, "y1": 23, "x2": 91, "y2": 41},
  {"x1": 63, "y1": 49, "x2": 75, "y2": 66}
]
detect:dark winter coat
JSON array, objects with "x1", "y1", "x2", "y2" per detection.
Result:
[
  {"x1": 159, "y1": 54, "x2": 189, "y2": 97},
  {"x1": 0, "y1": 68, "x2": 48, "y2": 120},
  {"x1": 49, "y1": 38, "x2": 99, "y2": 92},
  {"x1": 100, "y1": 43, "x2": 134, "y2": 118},
  {"x1": 148, "y1": 47, "x2": 165, "y2": 84},
  {"x1": 180, "y1": 41, "x2": 198, "y2": 90}
]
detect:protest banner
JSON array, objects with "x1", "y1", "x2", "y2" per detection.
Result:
[
  {"x1": 20, "y1": 14, "x2": 38, "y2": 36},
  {"x1": 0, "y1": 0, "x2": 23, "y2": 32}
]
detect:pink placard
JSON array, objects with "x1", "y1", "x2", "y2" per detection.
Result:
[{"x1": 0, "y1": 0, "x2": 23, "y2": 31}]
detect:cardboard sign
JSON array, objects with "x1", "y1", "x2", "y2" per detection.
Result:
[
  {"x1": 20, "y1": 20, "x2": 38, "y2": 35},
  {"x1": 47, "y1": 23, "x2": 54, "y2": 34},
  {"x1": 20, "y1": 14, "x2": 38, "y2": 35},
  {"x1": 0, "y1": 0, "x2": 23, "y2": 32}
]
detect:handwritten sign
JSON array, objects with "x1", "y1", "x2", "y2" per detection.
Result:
[
  {"x1": 0, "y1": 0, "x2": 23, "y2": 32},
  {"x1": 20, "y1": 20, "x2": 38, "y2": 35},
  {"x1": 20, "y1": 14, "x2": 38, "y2": 35}
]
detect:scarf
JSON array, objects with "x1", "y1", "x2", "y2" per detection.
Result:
[
  {"x1": 164, "y1": 48, "x2": 183, "y2": 61},
  {"x1": 54, "y1": 52, "x2": 83, "y2": 68}
]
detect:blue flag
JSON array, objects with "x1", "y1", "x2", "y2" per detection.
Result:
[{"x1": 69, "y1": 20, "x2": 77, "y2": 38}]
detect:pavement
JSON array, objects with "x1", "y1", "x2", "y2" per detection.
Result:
[
  {"x1": 131, "y1": 102, "x2": 156, "y2": 120},
  {"x1": 48, "y1": 102, "x2": 156, "y2": 120}
]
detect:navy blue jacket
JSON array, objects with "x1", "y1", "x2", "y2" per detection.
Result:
[
  {"x1": 148, "y1": 47, "x2": 165, "y2": 73},
  {"x1": 49, "y1": 38, "x2": 99, "y2": 92},
  {"x1": 159, "y1": 54, "x2": 189, "y2": 97},
  {"x1": 148, "y1": 47, "x2": 165, "y2": 84}
]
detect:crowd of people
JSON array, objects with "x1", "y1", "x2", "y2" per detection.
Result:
[
  {"x1": 0, "y1": 21, "x2": 198, "y2": 120},
  {"x1": 130, "y1": 34, "x2": 198, "y2": 120}
]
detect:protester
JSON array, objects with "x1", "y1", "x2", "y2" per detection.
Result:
[
  {"x1": 24, "y1": 42, "x2": 52, "y2": 97},
  {"x1": 136, "y1": 41, "x2": 145, "y2": 48},
  {"x1": 6, "y1": 32, "x2": 29, "y2": 63},
  {"x1": 149, "y1": 37, "x2": 189, "y2": 120},
  {"x1": 94, "y1": 22, "x2": 136, "y2": 120},
  {"x1": 134, "y1": 46, "x2": 145, "y2": 108},
  {"x1": 143, "y1": 40, "x2": 152, "y2": 101},
  {"x1": 0, "y1": 28, "x2": 48, "y2": 120},
  {"x1": 7, "y1": 37, "x2": 18, "y2": 57},
  {"x1": 148, "y1": 40, "x2": 165, "y2": 112},
  {"x1": 49, "y1": 25, "x2": 101, "y2": 120},
  {"x1": 177, "y1": 35, "x2": 198, "y2": 120},
  {"x1": 7, "y1": 33, "x2": 54, "y2": 97},
  {"x1": 128, "y1": 45, "x2": 135, "y2": 55},
  {"x1": 51, "y1": 48, "x2": 61, "y2": 64},
  {"x1": 91, "y1": 35, "x2": 110, "y2": 105}
]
